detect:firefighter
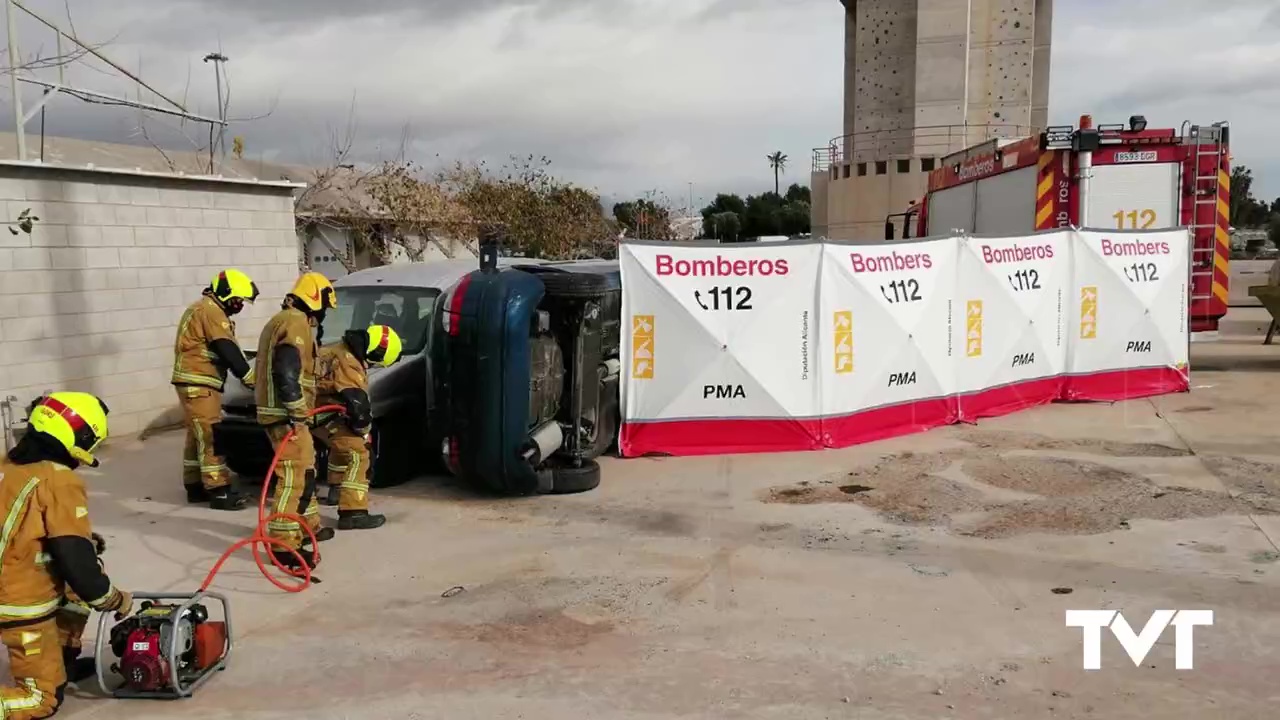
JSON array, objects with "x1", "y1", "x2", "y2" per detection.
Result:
[
  {"x1": 0, "y1": 392, "x2": 134, "y2": 719},
  {"x1": 255, "y1": 272, "x2": 338, "y2": 570},
  {"x1": 172, "y1": 269, "x2": 259, "y2": 511},
  {"x1": 313, "y1": 324, "x2": 403, "y2": 530}
]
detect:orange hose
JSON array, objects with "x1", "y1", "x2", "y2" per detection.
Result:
[{"x1": 198, "y1": 404, "x2": 346, "y2": 593}]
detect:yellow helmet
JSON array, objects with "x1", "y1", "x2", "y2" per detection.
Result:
[
  {"x1": 366, "y1": 324, "x2": 403, "y2": 367},
  {"x1": 28, "y1": 392, "x2": 110, "y2": 467},
  {"x1": 290, "y1": 272, "x2": 337, "y2": 313},
  {"x1": 209, "y1": 268, "x2": 259, "y2": 304}
]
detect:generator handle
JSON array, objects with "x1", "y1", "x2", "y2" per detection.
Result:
[{"x1": 93, "y1": 590, "x2": 233, "y2": 699}]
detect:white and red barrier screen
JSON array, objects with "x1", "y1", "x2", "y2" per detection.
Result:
[
  {"x1": 1064, "y1": 228, "x2": 1190, "y2": 400},
  {"x1": 954, "y1": 231, "x2": 1070, "y2": 420},
  {"x1": 618, "y1": 227, "x2": 1191, "y2": 458},
  {"x1": 819, "y1": 237, "x2": 959, "y2": 446},
  {"x1": 618, "y1": 241, "x2": 824, "y2": 457}
]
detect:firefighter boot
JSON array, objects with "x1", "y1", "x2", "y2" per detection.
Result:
[
  {"x1": 338, "y1": 509, "x2": 386, "y2": 530},
  {"x1": 186, "y1": 484, "x2": 211, "y2": 503},
  {"x1": 272, "y1": 545, "x2": 320, "y2": 571},
  {"x1": 63, "y1": 647, "x2": 95, "y2": 683},
  {"x1": 209, "y1": 485, "x2": 252, "y2": 511}
]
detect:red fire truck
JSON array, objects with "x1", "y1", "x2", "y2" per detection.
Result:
[{"x1": 886, "y1": 115, "x2": 1231, "y2": 334}]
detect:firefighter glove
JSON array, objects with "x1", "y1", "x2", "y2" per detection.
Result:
[{"x1": 114, "y1": 590, "x2": 134, "y2": 620}]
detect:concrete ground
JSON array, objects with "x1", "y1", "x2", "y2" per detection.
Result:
[{"x1": 31, "y1": 317, "x2": 1280, "y2": 718}]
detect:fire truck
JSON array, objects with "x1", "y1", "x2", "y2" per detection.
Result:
[{"x1": 886, "y1": 115, "x2": 1231, "y2": 334}]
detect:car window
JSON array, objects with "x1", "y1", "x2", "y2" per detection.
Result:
[{"x1": 324, "y1": 286, "x2": 440, "y2": 355}]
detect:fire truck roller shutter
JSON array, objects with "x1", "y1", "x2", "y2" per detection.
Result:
[
  {"x1": 974, "y1": 166, "x2": 1039, "y2": 236},
  {"x1": 925, "y1": 182, "x2": 976, "y2": 236},
  {"x1": 1085, "y1": 162, "x2": 1180, "y2": 232}
]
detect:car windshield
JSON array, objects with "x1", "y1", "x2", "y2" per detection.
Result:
[{"x1": 324, "y1": 285, "x2": 440, "y2": 356}]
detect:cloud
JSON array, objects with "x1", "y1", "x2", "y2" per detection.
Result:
[
  {"x1": 1051, "y1": 0, "x2": 1280, "y2": 199},
  {"x1": 3, "y1": 0, "x2": 1277, "y2": 207}
]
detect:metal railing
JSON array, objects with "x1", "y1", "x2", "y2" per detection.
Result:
[{"x1": 812, "y1": 124, "x2": 1036, "y2": 172}]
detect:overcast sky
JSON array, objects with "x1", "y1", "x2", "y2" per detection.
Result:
[{"x1": 3, "y1": 0, "x2": 1277, "y2": 207}]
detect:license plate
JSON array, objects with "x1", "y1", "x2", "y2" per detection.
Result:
[{"x1": 1114, "y1": 151, "x2": 1158, "y2": 163}]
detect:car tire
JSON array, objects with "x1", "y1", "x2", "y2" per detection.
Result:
[
  {"x1": 368, "y1": 415, "x2": 416, "y2": 489},
  {"x1": 530, "y1": 270, "x2": 613, "y2": 299},
  {"x1": 538, "y1": 458, "x2": 602, "y2": 494}
]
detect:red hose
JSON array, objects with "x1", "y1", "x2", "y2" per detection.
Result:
[{"x1": 198, "y1": 405, "x2": 346, "y2": 593}]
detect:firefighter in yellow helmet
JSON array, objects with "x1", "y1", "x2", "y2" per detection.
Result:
[
  {"x1": 313, "y1": 324, "x2": 403, "y2": 530},
  {"x1": 172, "y1": 269, "x2": 259, "y2": 511},
  {"x1": 0, "y1": 393, "x2": 134, "y2": 718},
  {"x1": 255, "y1": 272, "x2": 337, "y2": 570}
]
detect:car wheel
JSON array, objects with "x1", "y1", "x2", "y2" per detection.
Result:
[
  {"x1": 537, "y1": 458, "x2": 602, "y2": 494},
  {"x1": 368, "y1": 415, "x2": 415, "y2": 489}
]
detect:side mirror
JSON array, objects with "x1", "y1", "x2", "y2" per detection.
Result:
[{"x1": 884, "y1": 220, "x2": 896, "y2": 241}]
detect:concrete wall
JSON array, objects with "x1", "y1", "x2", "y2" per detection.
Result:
[
  {"x1": 811, "y1": 170, "x2": 832, "y2": 239},
  {"x1": 822, "y1": 0, "x2": 1052, "y2": 243},
  {"x1": 1031, "y1": 0, "x2": 1053, "y2": 131},
  {"x1": 914, "y1": 0, "x2": 970, "y2": 138},
  {"x1": 848, "y1": 0, "x2": 919, "y2": 157},
  {"x1": 822, "y1": 158, "x2": 931, "y2": 240},
  {"x1": 0, "y1": 162, "x2": 301, "y2": 440},
  {"x1": 965, "y1": 0, "x2": 1039, "y2": 139}
]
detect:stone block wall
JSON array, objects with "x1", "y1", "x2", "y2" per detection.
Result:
[{"x1": 0, "y1": 162, "x2": 302, "y2": 440}]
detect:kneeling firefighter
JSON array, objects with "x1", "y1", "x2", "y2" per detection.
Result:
[
  {"x1": 172, "y1": 269, "x2": 259, "y2": 511},
  {"x1": 0, "y1": 393, "x2": 134, "y2": 719},
  {"x1": 255, "y1": 272, "x2": 338, "y2": 570},
  {"x1": 313, "y1": 324, "x2": 404, "y2": 530}
]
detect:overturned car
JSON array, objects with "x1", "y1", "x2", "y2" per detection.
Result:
[
  {"x1": 215, "y1": 253, "x2": 620, "y2": 495},
  {"x1": 216, "y1": 261, "x2": 475, "y2": 487},
  {"x1": 440, "y1": 245, "x2": 621, "y2": 495}
]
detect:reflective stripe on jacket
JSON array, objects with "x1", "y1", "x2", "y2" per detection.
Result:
[
  {"x1": 0, "y1": 461, "x2": 102, "y2": 623},
  {"x1": 172, "y1": 296, "x2": 240, "y2": 390},
  {"x1": 254, "y1": 307, "x2": 317, "y2": 425}
]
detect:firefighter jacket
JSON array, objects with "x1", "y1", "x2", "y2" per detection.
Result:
[
  {"x1": 315, "y1": 335, "x2": 373, "y2": 436},
  {"x1": 172, "y1": 294, "x2": 254, "y2": 391},
  {"x1": 0, "y1": 458, "x2": 128, "y2": 626},
  {"x1": 254, "y1": 306, "x2": 318, "y2": 425}
]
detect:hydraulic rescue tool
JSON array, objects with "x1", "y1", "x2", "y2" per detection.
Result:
[{"x1": 93, "y1": 405, "x2": 342, "y2": 700}]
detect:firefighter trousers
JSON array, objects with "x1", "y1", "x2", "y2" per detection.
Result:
[
  {"x1": 312, "y1": 422, "x2": 371, "y2": 512},
  {"x1": 0, "y1": 616, "x2": 66, "y2": 719},
  {"x1": 176, "y1": 385, "x2": 230, "y2": 492},
  {"x1": 264, "y1": 424, "x2": 322, "y2": 550}
]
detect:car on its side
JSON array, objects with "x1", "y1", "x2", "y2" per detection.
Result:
[
  {"x1": 215, "y1": 259, "x2": 538, "y2": 487},
  {"x1": 440, "y1": 257, "x2": 622, "y2": 495}
]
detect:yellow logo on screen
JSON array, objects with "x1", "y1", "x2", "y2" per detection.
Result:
[
  {"x1": 1080, "y1": 286, "x2": 1097, "y2": 339},
  {"x1": 631, "y1": 315, "x2": 654, "y2": 379},
  {"x1": 833, "y1": 311, "x2": 852, "y2": 374},
  {"x1": 966, "y1": 300, "x2": 983, "y2": 357}
]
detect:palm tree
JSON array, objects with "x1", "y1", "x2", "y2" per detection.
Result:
[{"x1": 767, "y1": 151, "x2": 788, "y2": 195}]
